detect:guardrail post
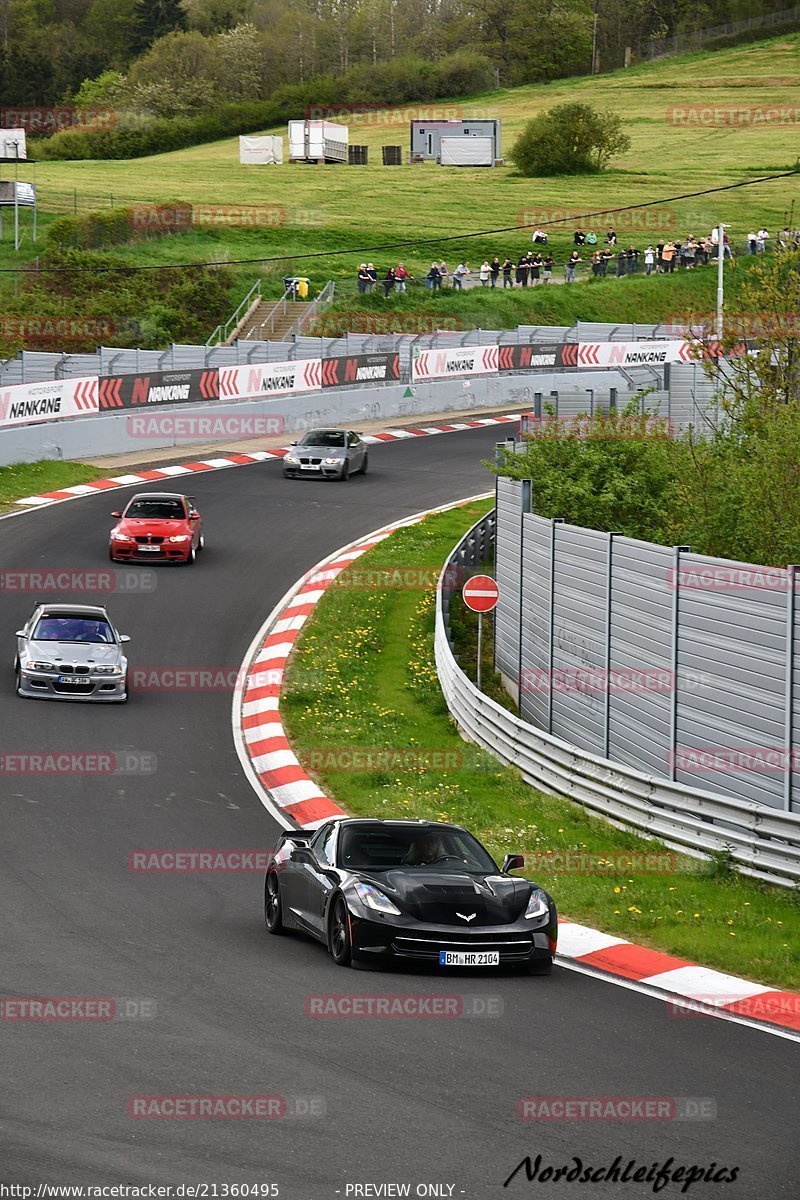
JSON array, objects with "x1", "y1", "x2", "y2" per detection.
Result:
[
  {"x1": 603, "y1": 532, "x2": 617, "y2": 758},
  {"x1": 547, "y1": 518, "x2": 565, "y2": 734},
  {"x1": 784, "y1": 564, "x2": 798, "y2": 811},
  {"x1": 516, "y1": 480, "x2": 532, "y2": 714},
  {"x1": 534, "y1": 392, "x2": 542, "y2": 419},
  {"x1": 669, "y1": 545, "x2": 691, "y2": 780}
]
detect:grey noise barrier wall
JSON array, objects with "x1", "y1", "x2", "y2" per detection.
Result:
[{"x1": 439, "y1": 509, "x2": 800, "y2": 889}]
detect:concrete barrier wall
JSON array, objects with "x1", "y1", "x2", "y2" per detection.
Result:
[{"x1": 0, "y1": 370, "x2": 629, "y2": 466}]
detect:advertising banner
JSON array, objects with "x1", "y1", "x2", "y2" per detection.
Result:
[
  {"x1": 218, "y1": 359, "x2": 322, "y2": 401},
  {"x1": 498, "y1": 344, "x2": 565, "y2": 372},
  {"x1": 320, "y1": 353, "x2": 401, "y2": 388},
  {"x1": 559, "y1": 340, "x2": 689, "y2": 368},
  {"x1": 412, "y1": 345, "x2": 499, "y2": 382},
  {"x1": 0, "y1": 375, "x2": 97, "y2": 429},
  {"x1": 99, "y1": 369, "x2": 218, "y2": 410}
]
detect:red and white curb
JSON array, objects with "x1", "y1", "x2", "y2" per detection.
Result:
[
  {"x1": 10, "y1": 415, "x2": 520, "y2": 508},
  {"x1": 231, "y1": 502, "x2": 800, "y2": 1040}
]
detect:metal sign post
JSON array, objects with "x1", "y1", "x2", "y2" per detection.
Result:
[{"x1": 462, "y1": 575, "x2": 500, "y2": 692}]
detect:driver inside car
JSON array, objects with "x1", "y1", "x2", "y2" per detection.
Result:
[{"x1": 404, "y1": 832, "x2": 449, "y2": 865}]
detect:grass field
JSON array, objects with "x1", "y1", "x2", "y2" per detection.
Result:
[
  {"x1": 0, "y1": 461, "x2": 106, "y2": 512},
  {"x1": 281, "y1": 502, "x2": 800, "y2": 990}
]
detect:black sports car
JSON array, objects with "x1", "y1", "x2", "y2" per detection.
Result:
[{"x1": 264, "y1": 818, "x2": 557, "y2": 973}]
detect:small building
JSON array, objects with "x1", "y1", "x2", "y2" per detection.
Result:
[
  {"x1": 410, "y1": 119, "x2": 500, "y2": 162},
  {"x1": 288, "y1": 121, "x2": 348, "y2": 164}
]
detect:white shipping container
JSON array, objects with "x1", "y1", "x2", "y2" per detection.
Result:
[
  {"x1": 0, "y1": 128, "x2": 27, "y2": 159},
  {"x1": 288, "y1": 120, "x2": 348, "y2": 162},
  {"x1": 439, "y1": 136, "x2": 494, "y2": 166}
]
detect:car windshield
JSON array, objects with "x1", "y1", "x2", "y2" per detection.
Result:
[
  {"x1": 124, "y1": 499, "x2": 186, "y2": 520},
  {"x1": 338, "y1": 825, "x2": 497, "y2": 873},
  {"x1": 32, "y1": 617, "x2": 115, "y2": 644},
  {"x1": 299, "y1": 431, "x2": 345, "y2": 447}
]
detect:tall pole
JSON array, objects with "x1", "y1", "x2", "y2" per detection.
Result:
[
  {"x1": 716, "y1": 222, "x2": 725, "y2": 341},
  {"x1": 477, "y1": 613, "x2": 483, "y2": 692}
]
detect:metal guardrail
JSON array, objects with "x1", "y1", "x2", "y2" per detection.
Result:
[
  {"x1": 288, "y1": 280, "x2": 336, "y2": 339},
  {"x1": 244, "y1": 283, "x2": 295, "y2": 341},
  {"x1": 436, "y1": 511, "x2": 800, "y2": 888},
  {"x1": 206, "y1": 279, "x2": 262, "y2": 347}
]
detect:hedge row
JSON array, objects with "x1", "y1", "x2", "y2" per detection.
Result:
[{"x1": 31, "y1": 53, "x2": 494, "y2": 161}]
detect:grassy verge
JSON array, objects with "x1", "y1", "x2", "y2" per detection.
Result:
[
  {"x1": 0, "y1": 460, "x2": 106, "y2": 511},
  {"x1": 282, "y1": 499, "x2": 800, "y2": 990}
]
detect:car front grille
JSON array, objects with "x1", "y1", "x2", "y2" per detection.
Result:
[
  {"x1": 299, "y1": 457, "x2": 322, "y2": 465},
  {"x1": 135, "y1": 535, "x2": 164, "y2": 544},
  {"x1": 392, "y1": 932, "x2": 533, "y2": 963},
  {"x1": 57, "y1": 665, "x2": 91, "y2": 674}
]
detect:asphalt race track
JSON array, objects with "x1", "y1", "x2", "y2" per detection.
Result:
[{"x1": 1, "y1": 426, "x2": 797, "y2": 1198}]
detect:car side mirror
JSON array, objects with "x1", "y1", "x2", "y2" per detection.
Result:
[
  {"x1": 111, "y1": 511, "x2": 121, "y2": 518},
  {"x1": 502, "y1": 853, "x2": 525, "y2": 874},
  {"x1": 119, "y1": 634, "x2": 131, "y2": 644},
  {"x1": 15, "y1": 630, "x2": 27, "y2": 638},
  {"x1": 189, "y1": 511, "x2": 199, "y2": 520}
]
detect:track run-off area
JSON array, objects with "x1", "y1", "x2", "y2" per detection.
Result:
[{"x1": 1, "y1": 424, "x2": 797, "y2": 1196}]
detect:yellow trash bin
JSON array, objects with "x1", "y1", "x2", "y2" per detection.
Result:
[{"x1": 296, "y1": 277, "x2": 310, "y2": 299}]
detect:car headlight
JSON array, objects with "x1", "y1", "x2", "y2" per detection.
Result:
[
  {"x1": 94, "y1": 665, "x2": 122, "y2": 675},
  {"x1": 525, "y1": 889, "x2": 550, "y2": 921},
  {"x1": 111, "y1": 532, "x2": 132, "y2": 541},
  {"x1": 353, "y1": 881, "x2": 401, "y2": 916},
  {"x1": 168, "y1": 535, "x2": 191, "y2": 543},
  {"x1": 284, "y1": 454, "x2": 299, "y2": 464},
  {"x1": 27, "y1": 660, "x2": 53, "y2": 671},
  {"x1": 323, "y1": 456, "x2": 343, "y2": 465}
]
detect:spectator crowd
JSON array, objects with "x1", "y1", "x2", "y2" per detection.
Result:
[{"x1": 352, "y1": 223, "x2": 798, "y2": 295}]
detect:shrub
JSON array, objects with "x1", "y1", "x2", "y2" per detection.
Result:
[{"x1": 510, "y1": 102, "x2": 631, "y2": 176}]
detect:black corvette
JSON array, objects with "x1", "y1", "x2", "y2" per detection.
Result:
[{"x1": 264, "y1": 818, "x2": 558, "y2": 973}]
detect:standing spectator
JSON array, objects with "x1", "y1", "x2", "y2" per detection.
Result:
[
  {"x1": 747, "y1": 230, "x2": 758, "y2": 255},
  {"x1": 599, "y1": 248, "x2": 612, "y2": 277},
  {"x1": 357, "y1": 263, "x2": 370, "y2": 293},
  {"x1": 682, "y1": 239, "x2": 696, "y2": 269},
  {"x1": 502, "y1": 257, "x2": 514, "y2": 287},
  {"x1": 566, "y1": 250, "x2": 582, "y2": 282},
  {"x1": 519, "y1": 253, "x2": 531, "y2": 287},
  {"x1": 453, "y1": 261, "x2": 469, "y2": 289},
  {"x1": 490, "y1": 257, "x2": 501, "y2": 288},
  {"x1": 439, "y1": 261, "x2": 449, "y2": 286},
  {"x1": 382, "y1": 266, "x2": 396, "y2": 297},
  {"x1": 531, "y1": 253, "x2": 542, "y2": 285},
  {"x1": 426, "y1": 262, "x2": 441, "y2": 291},
  {"x1": 616, "y1": 248, "x2": 627, "y2": 277},
  {"x1": 542, "y1": 253, "x2": 554, "y2": 283},
  {"x1": 479, "y1": 260, "x2": 491, "y2": 287},
  {"x1": 722, "y1": 230, "x2": 733, "y2": 259},
  {"x1": 644, "y1": 245, "x2": 655, "y2": 276},
  {"x1": 662, "y1": 241, "x2": 676, "y2": 273},
  {"x1": 366, "y1": 263, "x2": 378, "y2": 292},
  {"x1": 757, "y1": 227, "x2": 769, "y2": 253},
  {"x1": 591, "y1": 251, "x2": 602, "y2": 277},
  {"x1": 395, "y1": 262, "x2": 411, "y2": 293},
  {"x1": 627, "y1": 245, "x2": 639, "y2": 274},
  {"x1": 656, "y1": 240, "x2": 665, "y2": 273},
  {"x1": 606, "y1": 227, "x2": 617, "y2": 246}
]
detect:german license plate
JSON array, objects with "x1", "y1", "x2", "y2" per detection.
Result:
[
  {"x1": 300, "y1": 465, "x2": 321, "y2": 471},
  {"x1": 137, "y1": 545, "x2": 161, "y2": 552},
  {"x1": 439, "y1": 950, "x2": 499, "y2": 967},
  {"x1": 57, "y1": 675, "x2": 88, "y2": 685}
]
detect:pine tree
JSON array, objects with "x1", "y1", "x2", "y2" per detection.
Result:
[{"x1": 132, "y1": 0, "x2": 187, "y2": 54}]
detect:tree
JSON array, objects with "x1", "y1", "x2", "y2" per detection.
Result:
[
  {"x1": 131, "y1": 0, "x2": 186, "y2": 54},
  {"x1": 510, "y1": 101, "x2": 630, "y2": 176}
]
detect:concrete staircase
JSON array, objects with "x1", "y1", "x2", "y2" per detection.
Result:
[{"x1": 237, "y1": 300, "x2": 310, "y2": 342}]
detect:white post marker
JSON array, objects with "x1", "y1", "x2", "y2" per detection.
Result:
[{"x1": 462, "y1": 574, "x2": 500, "y2": 691}]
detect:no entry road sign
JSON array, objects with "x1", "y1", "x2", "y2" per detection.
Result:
[{"x1": 462, "y1": 575, "x2": 500, "y2": 613}]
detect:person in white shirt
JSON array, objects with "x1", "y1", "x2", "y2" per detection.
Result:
[
  {"x1": 747, "y1": 231, "x2": 758, "y2": 255},
  {"x1": 757, "y1": 228, "x2": 769, "y2": 253},
  {"x1": 479, "y1": 261, "x2": 491, "y2": 286},
  {"x1": 644, "y1": 245, "x2": 655, "y2": 276},
  {"x1": 453, "y1": 261, "x2": 470, "y2": 289}
]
